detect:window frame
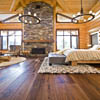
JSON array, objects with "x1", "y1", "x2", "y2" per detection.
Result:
[
  {"x1": 90, "y1": 32, "x2": 99, "y2": 46},
  {"x1": 0, "y1": 29, "x2": 23, "y2": 50},
  {"x1": 56, "y1": 13, "x2": 73, "y2": 23},
  {"x1": 56, "y1": 29, "x2": 80, "y2": 50}
]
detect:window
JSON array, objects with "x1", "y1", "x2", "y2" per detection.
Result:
[
  {"x1": 5, "y1": 16, "x2": 21, "y2": 23},
  {"x1": 90, "y1": 31, "x2": 100, "y2": 46},
  {"x1": 1, "y1": 31, "x2": 8, "y2": 49},
  {"x1": 0, "y1": 30, "x2": 22, "y2": 50},
  {"x1": 56, "y1": 29, "x2": 79, "y2": 50},
  {"x1": 0, "y1": 14, "x2": 21, "y2": 23},
  {"x1": 56, "y1": 13, "x2": 72, "y2": 23}
]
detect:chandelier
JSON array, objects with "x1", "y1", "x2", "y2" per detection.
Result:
[
  {"x1": 72, "y1": 0, "x2": 95, "y2": 24},
  {"x1": 19, "y1": 12, "x2": 40, "y2": 24}
]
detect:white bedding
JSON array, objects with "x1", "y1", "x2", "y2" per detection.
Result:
[{"x1": 64, "y1": 49, "x2": 100, "y2": 62}]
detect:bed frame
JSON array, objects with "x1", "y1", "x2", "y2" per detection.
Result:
[{"x1": 71, "y1": 60, "x2": 100, "y2": 66}]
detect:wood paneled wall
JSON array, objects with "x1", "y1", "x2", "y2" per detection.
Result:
[
  {"x1": 55, "y1": 23, "x2": 88, "y2": 51},
  {"x1": 86, "y1": 13, "x2": 100, "y2": 46},
  {"x1": 87, "y1": 18, "x2": 100, "y2": 32},
  {"x1": 0, "y1": 23, "x2": 23, "y2": 30}
]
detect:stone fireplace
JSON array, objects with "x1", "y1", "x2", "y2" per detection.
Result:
[{"x1": 23, "y1": 2, "x2": 53, "y2": 54}]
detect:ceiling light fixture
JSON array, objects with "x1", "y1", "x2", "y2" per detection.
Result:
[
  {"x1": 72, "y1": 0, "x2": 95, "y2": 24},
  {"x1": 19, "y1": 12, "x2": 40, "y2": 24}
]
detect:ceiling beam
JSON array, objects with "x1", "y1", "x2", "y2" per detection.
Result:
[
  {"x1": 20, "y1": 0, "x2": 26, "y2": 7},
  {"x1": 56, "y1": 0, "x2": 67, "y2": 12},
  {"x1": 91, "y1": 0, "x2": 100, "y2": 12},
  {"x1": 10, "y1": 0, "x2": 21, "y2": 12},
  {"x1": 15, "y1": 7, "x2": 24, "y2": 13},
  {"x1": 9, "y1": 0, "x2": 56, "y2": 13},
  {"x1": 51, "y1": 0, "x2": 56, "y2": 7},
  {"x1": 25, "y1": 0, "x2": 31, "y2": 5},
  {"x1": 30, "y1": 0, "x2": 56, "y2": 7}
]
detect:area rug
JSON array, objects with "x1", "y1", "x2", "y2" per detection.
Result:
[
  {"x1": 0, "y1": 57, "x2": 26, "y2": 68},
  {"x1": 38, "y1": 57, "x2": 100, "y2": 74}
]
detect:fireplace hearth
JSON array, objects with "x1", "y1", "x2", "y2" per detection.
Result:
[{"x1": 31, "y1": 48, "x2": 45, "y2": 54}]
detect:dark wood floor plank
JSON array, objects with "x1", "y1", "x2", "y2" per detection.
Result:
[
  {"x1": 0, "y1": 59, "x2": 33, "y2": 83},
  {"x1": 71, "y1": 74, "x2": 100, "y2": 100},
  {"x1": 0, "y1": 57, "x2": 100, "y2": 100},
  {"x1": 86, "y1": 74, "x2": 100, "y2": 91},
  {"x1": 0, "y1": 59, "x2": 38, "y2": 100},
  {"x1": 54, "y1": 74, "x2": 89, "y2": 100},
  {"x1": 10, "y1": 59, "x2": 40, "y2": 100},
  {"x1": 46, "y1": 75, "x2": 58, "y2": 100},
  {"x1": 0, "y1": 59, "x2": 35, "y2": 95},
  {"x1": 54, "y1": 75, "x2": 70, "y2": 100}
]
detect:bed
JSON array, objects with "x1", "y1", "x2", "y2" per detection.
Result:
[{"x1": 64, "y1": 48, "x2": 100, "y2": 66}]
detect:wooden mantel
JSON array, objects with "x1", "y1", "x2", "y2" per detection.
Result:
[{"x1": 23, "y1": 40, "x2": 53, "y2": 43}]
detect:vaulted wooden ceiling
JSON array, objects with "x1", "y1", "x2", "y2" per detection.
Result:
[
  {"x1": 57, "y1": 0, "x2": 99, "y2": 13},
  {"x1": 0, "y1": 0, "x2": 100, "y2": 14}
]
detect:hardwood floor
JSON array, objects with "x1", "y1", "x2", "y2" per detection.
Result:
[{"x1": 0, "y1": 57, "x2": 100, "y2": 100}]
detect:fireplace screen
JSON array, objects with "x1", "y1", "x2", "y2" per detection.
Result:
[{"x1": 31, "y1": 48, "x2": 45, "y2": 54}]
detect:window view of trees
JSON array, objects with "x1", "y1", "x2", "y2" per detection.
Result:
[
  {"x1": 0, "y1": 30, "x2": 22, "y2": 50},
  {"x1": 56, "y1": 29, "x2": 79, "y2": 50}
]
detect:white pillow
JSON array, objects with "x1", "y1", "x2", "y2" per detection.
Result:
[
  {"x1": 53, "y1": 48, "x2": 71, "y2": 55},
  {"x1": 89, "y1": 45, "x2": 100, "y2": 50},
  {"x1": 63, "y1": 49, "x2": 75, "y2": 56}
]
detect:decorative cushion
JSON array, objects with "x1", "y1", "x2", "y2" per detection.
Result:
[{"x1": 53, "y1": 48, "x2": 70, "y2": 55}]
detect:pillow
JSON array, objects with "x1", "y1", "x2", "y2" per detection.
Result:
[
  {"x1": 89, "y1": 45, "x2": 100, "y2": 50},
  {"x1": 54, "y1": 48, "x2": 70, "y2": 55},
  {"x1": 63, "y1": 49, "x2": 75, "y2": 56}
]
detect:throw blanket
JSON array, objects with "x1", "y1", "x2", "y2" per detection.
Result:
[{"x1": 64, "y1": 49, "x2": 100, "y2": 62}]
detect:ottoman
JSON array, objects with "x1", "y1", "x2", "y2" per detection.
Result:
[{"x1": 48, "y1": 53, "x2": 66, "y2": 65}]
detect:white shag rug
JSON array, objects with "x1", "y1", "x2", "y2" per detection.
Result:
[
  {"x1": 38, "y1": 57, "x2": 100, "y2": 74},
  {"x1": 0, "y1": 57, "x2": 26, "y2": 68}
]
